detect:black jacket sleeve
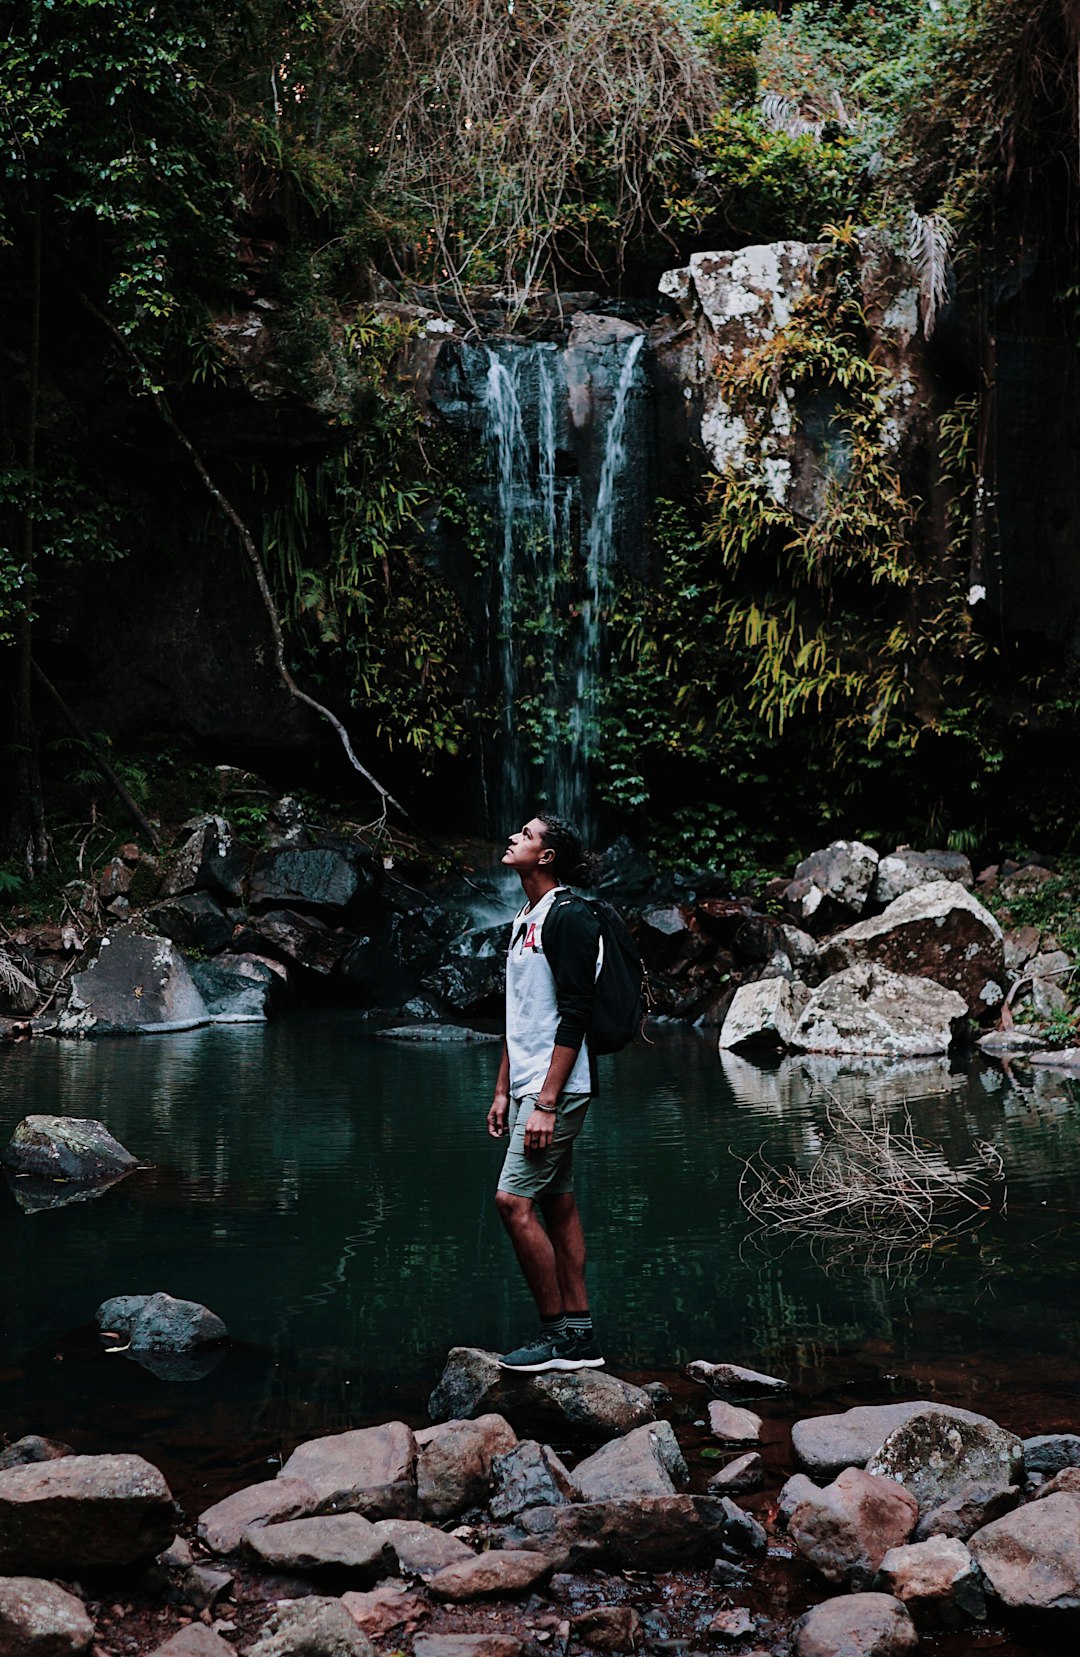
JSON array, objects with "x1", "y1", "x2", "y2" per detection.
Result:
[{"x1": 544, "y1": 898, "x2": 601, "y2": 1052}]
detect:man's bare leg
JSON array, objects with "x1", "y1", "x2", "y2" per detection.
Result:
[
  {"x1": 494, "y1": 1190, "x2": 564, "y2": 1320},
  {"x1": 539, "y1": 1190, "x2": 588, "y2": 1314}
]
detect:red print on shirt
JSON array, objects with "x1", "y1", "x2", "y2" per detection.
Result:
[{"x1": 523, "y1": 922, "x2": 538, "y2": 951}]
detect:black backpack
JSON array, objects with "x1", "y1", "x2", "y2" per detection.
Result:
[{"x1": 548, "y1": 892, "x2": 651, "y2": 1055}]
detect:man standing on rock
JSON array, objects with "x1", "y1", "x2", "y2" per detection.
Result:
[{"x1": 486, "y1": 813, "x2": 606, "y2": 1373}]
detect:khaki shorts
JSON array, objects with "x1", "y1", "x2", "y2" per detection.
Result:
[{"x1": 497, "y1": 1092, "x2": 591, "y2": 1200}]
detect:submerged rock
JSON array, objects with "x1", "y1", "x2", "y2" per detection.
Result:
[
  {"x1": 57, "y1": 926, "x2": 209, "y2": 1035},
  {"x1": 790, "y1": 963, "x2": 969, "y2": 1056},
  {"x1": 1, "y1": 1115, "x2": 137, "y2": 1182},
  {"x1": 376, "y1": 1025, "x2": 501, "y2": 1043},
  {"x1": 820, "y1": 881, "x2": 1004, "y2": 1015},
  {"x1": 96, "y1": 1291, "x2": 227, "y2": 1353},
  {"x1": 793, "y1": 1593, "x2": 919, "y2": 1657},
  {"x1": 0, "y1": 1452, "x2": 175, "y2": 1571}
]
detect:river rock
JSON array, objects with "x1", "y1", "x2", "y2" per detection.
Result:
[
  {"x1": 371, "y1": 1518, "x2": 474, "y2": 1577},
  {"x1": 707, "y1": 1452, "x2": 764, "y2": 1495},
  {"x1": 717, "y1": 978, "x2": 810, "y2": 1051},
  {"x1": 791, "y1": 963, "x2": 969, "y2": 1056},
  {"x1": 572, "y1": 1420, "x2": 686, "y2": 1501},
  {"x1": 779, "y1": 1474, "x2": 822, "y2": 1527},
  {"x1": 250, "y1": 844, "x2": 374, "y2": 913},
  {"x1": 914, "y1": 1481, "x2": 1020, "y2": 1541},
  {"x1": 1034, "y1": 1468, "x2": 1080, "y2": 1498},
  {"x1": 0, "y1": 1453, "x2": 175, "y2": 1571},
  {"x1": 819, "y1": 882, "x2": 1004, "y2": 1015},
  {"x1": 968, "y1": 1491, "x2": 1080, "y2": 1610},
  {"x1": 241, "y1": 909, "x2": 351, "y2": 975},
  {"x1": 413, "y1": 1639, "x2": 521, "y2": 1657},
  {"x1": 787, "y1": 1468, "x2": 918, "y2": 1588},
  {"x1": 870, "y1": 849, "x2": 973, "y2": 907},
  {"x1": 278, "y1": 1423, "x2": 417, "y2": 1518},
  {"x1": 571, "y1": 1606, "x2": 641, "y2": 1651},
  {"x1": 1, "y1": 1116, "x2": 137, "y2": 1182},
  {"x1": 427, "y1": 1348, "x2": 654, "y2": 1439},
  {"x1": 1023, "y1": 1433, "x2": 1080, "y2": 1474},
  {"x1": 57, "y1": 926, "x2": 209, "y2": 1035},
  {"x1": 427, "y1": 1549, "x2": 552, "y2": 1601},
  {"x1": 0, "y1": 1575, "x2": 94, "y2": 1654},
  {"x1": 340, "y1": 1580, "x2": 426, "y2": 1639},
  {"x1": 188, "y1": 953, "x2": 290, "y2": 1022},
  {"x1": 712, "y1": 1494, "x2": 767, "y2": 1557},
  {"x1": 416, "y1": 1413, "x2": 517, "y2": 1459},
  {"x1": 488, "y1": 1442, "x2": 578, "y2": 1521},
  {"x1": 151, "y1": 1627, "x2": 234, "y2": 1657},
  {"x1": 510, "y1": 1494, "x2": 724, "y2": 1570},
  {"x1": 162, "y1": 815, "x2": 248, "y2": 903},
  {"x1": 793, "y1": 1593, "x2": 919, "y2": 1657},
  {"x1": 875, "y1": 1535, "x2": 985, "y2": 1625},
  {"x1": 707, "y1": 1401, "x2": 763, "y2": 1443},
  {"x1": 784, "y1": 840, "x2": 880, "y2": 929},
  {"x1": 0, "y1": 1437, "x2": 72, "y2": 1472},
  {"x1": 865, "y1": 1408, "x2": 1024, "y2": 1513},
  {"x1": 96, "y1": 1292, "x2": 227, "y2": 1352},
  {"x1": 145, "y1": 892, "x2": 232, "y2": 955},
  {"x1": 197, "y1": 1477, "x2": 318, "y2": 1554},
  {"x1": 422, "y1": 958, "x2": 505, "y2": 1016},
  {"x1": 243, "y1": 1513, "x2": 392, "y2": 1581},
  {"x1": 417, "y1": 1419, "x2": 510, "y2": 1520},
  {"x1": 245, "y1": 1594, "x2": 375, "y2": 1656},
  {"x1": 793, "y1": 1402, "x2": 995, "y2": 1477},
  {"x1": 686, "y1": 1359, "x2": 787, "y2": 1396}
]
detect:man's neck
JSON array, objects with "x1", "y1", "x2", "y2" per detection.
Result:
[{"x1": 519, "y1": 869, "x2": 560, "y2": 910}]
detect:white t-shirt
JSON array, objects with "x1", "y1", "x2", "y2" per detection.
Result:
[{"x1": 505, "y1": 886, "x2": 595, "y2": 1098}]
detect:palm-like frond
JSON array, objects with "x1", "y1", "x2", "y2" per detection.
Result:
[{"x1": 907, "y1": 209, "x2": 955, "y2": 337}]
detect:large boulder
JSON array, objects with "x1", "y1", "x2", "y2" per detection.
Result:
[
  {"x1": 277, "y1": 1423, "x2": 417, "y2": 1519},
  {"x1": 96, "y1": 1292, "x2": 227, "y2": 1353},
  {"x1": 875, "y1": 1535, "x2": 986, "y2": 1626},
  {"x1": 793, "y1": 1403, "x2": 998, "y2": 1478},
  {"x1": 1, "y1": 1116, "x2": 137, "y2": 1182},
  {"x1": 870, "y1": 849, "x2": 973, "y2": 907},
  {"x1": 145, "y1": 893, "x2": 233, "y2": 955},
  {"x1": 239, "y1": 910, "x2": 352, "y2": 975},
  {"x1": 249, "y1": 845, "x2": 374, "y2": 913},
  {"x1": 968, "y1": 1491, "x2": 1080, "y2": 1611},
  {"x1": 488, "y1": 1442, "x2": 578, "y2": 1522},
  {"x1": 865, "y1": 1408, "x2": 1023, "y2": 1514},
  {"x1": 790, "y1": 963, "x2": 969, "y2": 1056},
  {"x1": 198, "y1": 1477, "x2": 319, "y2": 1555},
  {"x1": 57, "y1": 927, "x2": 209, "y2": 1035},
  {"x1": 783, "y1": 840, "x2": 880, "y2": 930},
  {"x1": 572, "y1": 1421, "x2": 687, "y2": 1502},
  {"x1": 188, "y1": 953, "x2": 290, "y2": 1023},
  {"x1": 718, "y1": 979, "x2": 810, "y2": 1051},
  {"x1": 820, "y1": 882, "x2": 1004, "y2": 1016},
  {"x1": 0, "y1": 1454, "x2": 175, "y2": 1571},
  {"x1": 793, "y1": 1593, "x2": 919, "y2": 1657},
  {"x1": 787, "y1": 1467, "x2": 919, "y2": 1587},
  {"x1": 428, "y1": 1348, "x2": 654, "y2": 1440},
  {"x1": 416, "y1": 1417, "x2": 516, "y2": 1520},
  {"x1": 0, "y1": 1575, "x2": 95, "y2": 1654}
]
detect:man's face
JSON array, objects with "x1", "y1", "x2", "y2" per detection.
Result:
[{"x1": 502, "y1": 816, "x2": 553, "y2": 877}]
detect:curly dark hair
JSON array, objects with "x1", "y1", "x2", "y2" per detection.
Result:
[{"x1": 537, "y1": 813, "x2": 602, "y2": 887}]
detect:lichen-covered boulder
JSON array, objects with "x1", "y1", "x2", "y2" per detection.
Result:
[
  {"x1": 791, "y1": 963, "x2": 969, "y2": 1056},
  {"x1": 870, "y1": 849, "x2": 973, "y2": 907},
  {"x1": 865, "y1": 1408, "x2": 1023, "y2": 1515},
  {"x1": 96, "y1": 1292, "x2": 227, "y2": 1353},
  {"x1": 57, "y1": 926, "x2": 209, "y2": 1035},
  {"x1": 718, "y1": 978, "x2": 810, "y2": 1051},
  {"x1": 1, "y1": 1116, "x2": 137, "y2": 1182},
  {"x1": 793, "y1": 1402, "x2": 996, "y2": 1477},
  {"x1": 820, "y1": 882, "x2": 1004, "y2": 1016},
  {"x1": 783, "y1": 841, "x2": 881, "y2": 929}
]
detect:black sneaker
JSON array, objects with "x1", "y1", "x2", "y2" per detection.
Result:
[
  {"x1": 553, "y1": 1330, "x2": 606, "y2": 1370},
  {"x1": 497, "y1": 1331, "x2": 606, "y2": 1373}
]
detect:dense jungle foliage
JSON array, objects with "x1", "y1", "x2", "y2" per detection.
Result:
[{"x1": 2, "y1": 0, "x2": 1080, "y2": 884}]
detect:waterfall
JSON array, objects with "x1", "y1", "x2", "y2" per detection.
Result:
[{"x1": 477, "y1": 330, "x2": 646, "y2": 831}]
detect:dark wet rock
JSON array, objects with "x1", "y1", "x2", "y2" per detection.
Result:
[
  {"x1": 870, "y1": 849, "x2": 974, "y2": 907},
  {"x1": 428, "y1": 1348, "x2": 655, "y2": 1440},
  {"x1": 718, "y1": 979, "x2": 810, "y2": 1050},
  {"x1": 865, "y1": 1408, "x2": 1024, "y2": 1515},
  {"x1": 1034, "y1": 1468, "x2": 1080, "y2": 1499},
  {"x1": 0, "y1": 1452, "x2": 175, "y2": 1571},
  {"x1": 1, "y1": 1116, "x2": 137, "y2": 1182},
  {"x1": 151, "y1": 1626, "x2": 234, "y2": 1657},
  {"x1": 158, "y1": 1535, "x2": 194, "y2": 1569},
  {"x1": 180, "y1": 1563, "x2": 234, "y2": 1610},
  {"x1": 243, "y1": 1513, "x2": 393, "y2": 1581},
  {"x1": 791, "y1": 963, "x2": 969, "y2": 1057},
  {"x1": 709, "y1": 1558, "x2": 749, "y2": 1588},
  {"x1": 706, "y1": 1452, "x2": 764, "y2": 1495},
  {"x1": 249, "y1": 844, "x2": 375, "y2": 913},
  {"x1": 0, "y1": 1435, "x2": 73, "y2": 1472},
  {"x1": 240, "y1": 909, "x2": 352, "y2": 975},
  {"x1": 968, "y1": 1491, "x2": 1080, "y2": 1611},
  {"x1": 783, "y1": 841, "x2": 880, "y2": 930},
  {"x1": 245, "y1": 1594, "x2": 375, "y2": 1655},
  {"x1": 1023, "y1": 1433, "x2": 1080, "y2": 1474},
  {"x1": 416, "y1": 1416, "x2": 516, "y2": 1520},
  {"x1": 686, "y1": 1359, "x2": 787, "y2": 1396},
  {"x1": 793, "y1": 1593, "x2": 919, "y2": 1657},
  {"x1": 573, "y1": 1420, "x2": 686, "y2": 1502},
  {"x1": 57, "y1": 926, "x2": 209, "y2": 1035},
  {"x1": 0, "y1": 1575, "x2": 94, "y2": 1654},
  {"x1": 875, "y1": 1535, "x2": 986, "y2": 1626},
  {"x1": 820, "y1": 882, "x2": 1004, "y2": 1016},
  {"x1": 340, "y1": 939, "x2": 419, "y2": 1006},
  {"x1": 161, "y1": 815, "x2": 249, "y2": 904},
  {"x1": 792, "y1": 1403, "x2": 996, "y2": 1478},
  {"x1": 340, "y1": 1580, "x2": 427, "y2": 1639},
  {"x1": 377, "y1": 1025, "x2": 501, "y2": 1043},
  {"x1": 145, "y1": 892, "x2": 232, "y2": 954},
  {"x1": 509, "y1": 1495, "x2": 725, "y2": 1570},
  {"x1": 372, "y1": 1518, "x2": 474, "y2": 1577},
  {"x1": 489, "y1": 1441, "x2": 578, "y2": 1521},
  {"x1": 278, "y1": 1422, "x2": 417, "y2": 1519},
  {"x1": 413, "y1": 1638, "x2": 521, "y2": 1657},
  {"x1": 707, "y1": 1401, "x2": 763, "y2": 1443},
  {"x1": 914, "y1": 1481, "x2": 1020, "y2": 1541},
  {"x1": 188, "y1": 952, "x2": 290, "y2": 1022},
  {"x1": 427, "y1": 1549, "x2": 553, "y2": 1600},
  {"x1": 710, "y1": 1495, "x2": 767, "y2": 1557},
  {"x1": 572, "y1": 1605, "x2": 641, "y2": 1651},
  {"x1": 97, "y1": 1291, "x2": 227, "y2": 1353},
  {"x1": 787, "y1": 1467, "x2": 919, "y2": 1588},
  {"x1": 422, "y1": 957, "x2": 505, "y2": 1016}
]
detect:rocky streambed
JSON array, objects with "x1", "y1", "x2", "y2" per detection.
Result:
[{"x1": 1, "y1": 1348, "x2": 1077, "y2": 1656}]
